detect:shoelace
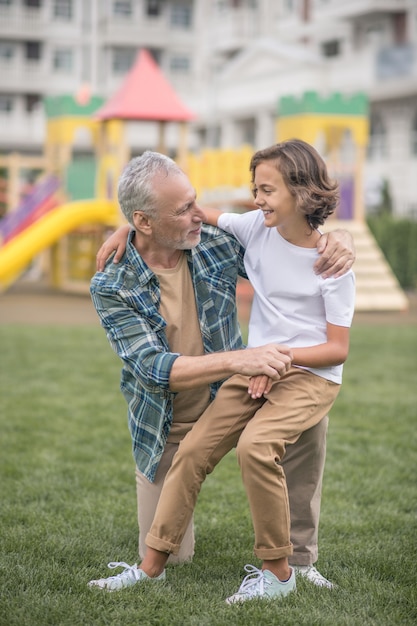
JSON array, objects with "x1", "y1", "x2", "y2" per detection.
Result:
[
  {"x1": 305, "y1": 566, "x2": 329, "y2": 583},
  {"x1": 305, "y1": 567, "x2": 320, "y2": 579},
  {"x1": 298, "y1": 565, "x2": 334, "y2": 588},
  {"x1": 105, "y1": 561, "x2": 138, "y2": 580},
  {"x1": 235, "y1": 564, "x2": 271, "y2": 597}
]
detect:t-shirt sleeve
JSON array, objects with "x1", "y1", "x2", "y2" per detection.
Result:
[
  {"x1": 218, "y1": 211, "x2": 259, "y2": 248},
  {"x1": 321, "y1": 270, "x2": 356, "y2": 327}
]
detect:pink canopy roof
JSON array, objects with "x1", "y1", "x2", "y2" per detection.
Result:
[{"x1": 95, "y1": 49, "x2": 196, "y2": 122}]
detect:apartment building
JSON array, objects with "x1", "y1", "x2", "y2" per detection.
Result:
[{"x1": 0, "y1": 0, "x2": 416, "y2": 216}]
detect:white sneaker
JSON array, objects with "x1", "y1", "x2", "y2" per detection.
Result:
[
  {"x1": 88, "y1": 561, "x2": 166, "y2": 592},
  {"x1": 293, "y1": 565, "x2": 334, "y2": 589},
  {"x1": 226, "y1": 564, "x2": 296, "y2": 604}
]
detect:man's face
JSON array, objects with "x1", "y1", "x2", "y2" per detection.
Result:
[{"x1": 145, "y1": 172, "x2": 205, "y2": 250}]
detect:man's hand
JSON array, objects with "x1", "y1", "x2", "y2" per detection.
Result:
[
  {"x1": 314, "y1": 229, "x2": 355, "y2": 279},
  {"x1": 96, "y1": 224, "x2": 130, "y2": 271},
  {"x1": 170, "y1": 343, "x2": 293, "y2": 392},
  {"x1": 236, "y1": 344, "x2": 293, "y2": 381}
]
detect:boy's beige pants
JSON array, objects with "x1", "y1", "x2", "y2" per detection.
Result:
[{"x1": 137, "y1": 368, "x2": 338, "y2": 563}]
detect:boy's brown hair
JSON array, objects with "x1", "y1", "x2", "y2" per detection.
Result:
[{"x1": 250, "y1": 139, "x2": 339, "y2": 228}]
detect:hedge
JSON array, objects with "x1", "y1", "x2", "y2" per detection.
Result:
[{"x1": 367, "y1": 215, "x2": 417, "y2": 290}]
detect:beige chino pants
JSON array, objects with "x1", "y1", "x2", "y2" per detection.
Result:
[
  {"x1": 136, "y1": 414, "x2": 329, "y2": 566},
  {"x1": 136, "y1": 443, "x2": 195, "y2": 565},
  {"x1": 145, "y1": 368, "x2": 339, "y2": 562}
]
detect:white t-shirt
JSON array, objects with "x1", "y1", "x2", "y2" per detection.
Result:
[{"x1": 218, "y1": 209, "x2": 356, "y2": 384}]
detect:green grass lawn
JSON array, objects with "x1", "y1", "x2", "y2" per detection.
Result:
[{"x1": 1, "y1": 321, "x2": 416, "y2": 625}]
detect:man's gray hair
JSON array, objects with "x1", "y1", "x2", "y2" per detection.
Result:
[{"x1": 117, "y1": 151, "x2": 183, "y2": 224}]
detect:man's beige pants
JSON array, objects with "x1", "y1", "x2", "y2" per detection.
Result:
[{"x1": 137, "y1": 368, "x2": 338, "y2": 563}]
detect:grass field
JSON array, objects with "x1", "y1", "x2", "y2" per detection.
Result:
[{"x1": 1, "y1": 320, "x2": 416, "y2": 625}]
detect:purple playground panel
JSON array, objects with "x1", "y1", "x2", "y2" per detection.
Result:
[{"x1": 0, "y1": 175, "x2": 61, "y2": 240}]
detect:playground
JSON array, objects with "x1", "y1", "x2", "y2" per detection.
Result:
[{"x1": 0, "y1": 49, "x2": 409, "y2": 311}]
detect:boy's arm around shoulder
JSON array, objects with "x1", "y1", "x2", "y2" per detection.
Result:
[
  {"x1": 315, "y1": 228, "x2": 355, "y2": 279},
  {"x1": 96, "y1": 223, "x2": 131, "y2": 271},
  {"x1": 201, "y1": 207, "x2": 223, "y2": 227}
]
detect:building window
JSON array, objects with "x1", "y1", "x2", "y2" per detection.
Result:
[
  {"x1": 368, "y1": 112, "x2": 387, "y2": 160},
  {"x1": 392, "y1": 11, "x2": 406, "y2": 45},
  {"x1": 53, "y1": 48, "x2": 73, "y2": 72},
  {"x1": 0, "y1": 0, "x2": 13, "y2": 6},
  {"x1": 216, "y1": 1, "x2": 258, "y2": 9},
  {"x1": 171, "y1": 4, "x2": 192, "y2": 28},
  {"x1": 148, "y1": 48, "x2": 162, "y2": 65},
  {"x1": 237, "y1": 117, "x2": 256, "y2": 145},
  {"x1": 365, "y1": 22, "x2": 385, "y2": 46},
  {"x1": 53, "y1": 0, "x2": 73, "y2": 20},
  {"x1": 0, "y1": 95, "x2": 13, "y2": 113},
  {"x1": 25, "y1": 0, "x2": 42, "y2": 7},
  {"x1": 321, "y1": 39, "x2": 340, "y2": 58},
  {"x1": 25, "y1": 94, "x2": 41, "y2": 112},
  {"x1": 169, "y1": 55, "x2": 190, "y2": 73},
  {"x1": 411, "y1": 111, "x2": 417, "y2": 156},
  {"x1": 282, "y1": 0, "x2": 295, "y2": 15},
  {"x1": 113, "y1": 1, "x2": 132, "y2": 17},
  {"x1": 207, "y1": 125, "x2": 221, "y2": 148},
  {"x1": 0, "y1": 42, "x2": 14, "y2": 61},
  {"x1": 112, "y1": 47, "x2": 136, "y2": 74},
  {"x1": 25, "y1": 41, "x2": 42, "y2": 61},
  {"x1": 146, "y1": 0, "x2": 163, "y2": 17}
]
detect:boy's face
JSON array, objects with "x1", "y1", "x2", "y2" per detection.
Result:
[{"x1": 253, "y1": 161, "x2": 297, "y2": 229}]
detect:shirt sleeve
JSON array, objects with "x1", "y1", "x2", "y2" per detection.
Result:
[
  {"x1": 90, "y1": 286, "x2": 180, "y2": 392},
  {"x1": 218, "y1": 210, "x2": 259, "y2": 248},
  {"x1": 321, "y1": 270, "x2": 356, "y2": 327}
]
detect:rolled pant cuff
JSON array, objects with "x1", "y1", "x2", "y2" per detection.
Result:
[
  {"x1": 145, "y1": 532, "x2": 181, "y2": 556},
  {"x1": 254, "y1": 543, "x2": 293, "y2": 561},
  {"x1": 289, "y1": 555, "x2": 317, "y2": 566}
]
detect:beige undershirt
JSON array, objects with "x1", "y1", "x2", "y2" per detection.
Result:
[{"x1": 151, "y1": 253, "x2": 211, "y2": 442}]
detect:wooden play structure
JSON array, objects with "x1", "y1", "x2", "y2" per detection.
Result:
[
  {"x1": 0, "y1": 153, "x2": 48, "y2": 216},
  {"x1": 94, "y1": 48, "x2": 195, "y2": 169},
  {"x1": 184, "y1": 91, "x2": 408, "y2": 311},
  {"x1": 276, "y1": 91, "x2": 408, "y2": 311},
  {"x1": 277, "y1": 91, "x2": 369, "y2": 222},
  {"x1": 0, "y1": 58, "x2": 409, "y2": 309},
  {"x1": 0, "y1": 49, "x2": 195, "y2": 293}
]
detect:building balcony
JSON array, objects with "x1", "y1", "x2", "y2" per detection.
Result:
[
  {"x1": 0, "y1": 3, "x2": 81, "y2": 40},
  {"x1": 207, "y1": 7, "x2": 261, "y2": 54},
  {"x1": 0, "y1": 58, "x2": 80, "y2": 96},
  {"x1": 0, "y1": 4, "x2": 47, "y2": 39},
  {"x1": 325, "y1": 42, "x2": 416, "y2": 100},
  {"x1": 313, "y1": 0, "x2": 408, "y2": 21},
  {"x1": 0, "y1": 106, "x2": 45, "y2": 151},
  {"x1": 98, "y1": 14, "x2": 194, "y2": 48}
]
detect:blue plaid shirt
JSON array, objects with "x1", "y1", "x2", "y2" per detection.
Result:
[{"x1": 90, "y1": 225, "x2": 247, "y2": 481}]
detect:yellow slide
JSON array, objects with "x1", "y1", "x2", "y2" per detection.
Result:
[{"x1": 0, "y1": 198, "x2": 119, "y2": 292}]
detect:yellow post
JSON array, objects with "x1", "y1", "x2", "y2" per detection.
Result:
[
  {"x1": 177, "y1": 122, "x2": 188, "y2": 171},
  {"x1": 157, "y1": 121, "x2": 167, "y2": 154}
]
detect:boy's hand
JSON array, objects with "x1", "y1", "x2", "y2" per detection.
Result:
[
  {"x1": 247, "y1": 375, "x2": 273, "y2": 399},
  {"x1": 96, "y1": 225, "x2": 130, "y2": 271}
]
